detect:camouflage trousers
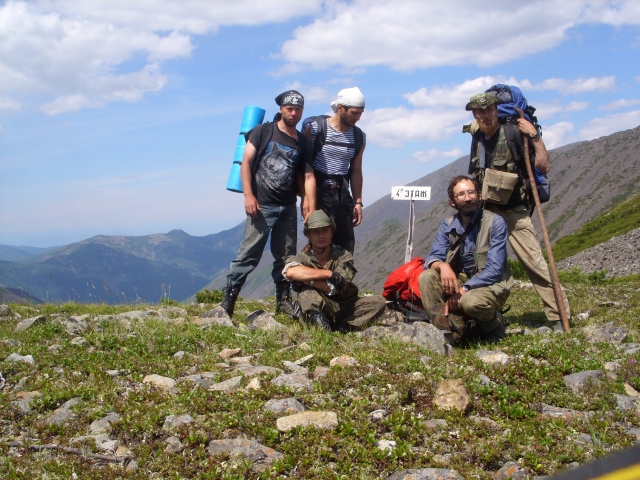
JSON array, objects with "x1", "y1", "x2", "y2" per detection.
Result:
[
  {"x1": 296, "y1": 287, "x2": 387, "y2": 330},
  {"x1": 418, "y1": 269, "x2": 509, "y2": 332}
]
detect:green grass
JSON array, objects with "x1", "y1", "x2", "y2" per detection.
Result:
[
  {"x1": 551, "y1": 191, "x2": 640, "y2": 262},
  {"x1": 1, "y1": 283, "x2": 639, "y2": 479}
]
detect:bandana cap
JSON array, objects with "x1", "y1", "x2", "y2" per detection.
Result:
[
  {"x1": 330, "y1": 87, "x2": 365, "y2": 112},
  {"x1": 275, "y1": 90, "x2": 304, "y2": 107}
]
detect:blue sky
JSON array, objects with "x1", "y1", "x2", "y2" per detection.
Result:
[{"x1": 1, "y1": 0, "x2": 639, "y2": 247}]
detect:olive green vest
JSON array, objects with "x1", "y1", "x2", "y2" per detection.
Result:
[{"x1": 444, "y1": 209, "x2": 514, "y2": 293}]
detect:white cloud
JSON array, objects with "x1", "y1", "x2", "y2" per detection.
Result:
[
  {"x1": 280, "y1": 1, "x2": 640, "y2": 72},
  {"x1": 531, "y1": 76, "x2": 616, "y2": 94},
  {"x1": 284, "y1": 81, "x2": 330, "y2": 103},
  {"x1": 0, "y1": 0, "x2": 322, "y2": 114},
  {"x1": 0, "y1": 98, "x2": 21, "y2": 110},
  {"x1": 543, "y1": 122, "x2": 574, "y2": 149},
  {"x1": 534, "y1": 101, "x2": 589, "y2": 120},
  {"x1": 579, "y1": 110, "x2": 640, "y2": 140},
  {"x1": 600, "y1": 98, "x2": 640, "y2": 111},
  {"x1": 413, "y1": 147, "x2": 463, "y2": 163},
  {"x1": 358, "y1": 106, "x2": 468, "y2": 149}
]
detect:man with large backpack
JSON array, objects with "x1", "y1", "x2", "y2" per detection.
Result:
[
  {"x1": 220, "y1": 90, "x2": 310, "y2": 318},
  {"x1": 418, "y1": 175, "x2": 513, "y2": 343},
  {"x1": 303, "y1": 87, "x2": 366, "y2": 254},
  {"x1": 465, "y1": 88, "x2": 570, "y2": 330}
]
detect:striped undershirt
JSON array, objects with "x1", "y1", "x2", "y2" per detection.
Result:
[{"x1": 310, "y1": 120, "x2": 366, "y2": 184}]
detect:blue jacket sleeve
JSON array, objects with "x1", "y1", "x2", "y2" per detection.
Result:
[
  {"x1": 464, "y1": 215, "x2": 508, "y2": 290},
  {"x1": 424, "y1": 219, "x2": 451, "y2": 268}
]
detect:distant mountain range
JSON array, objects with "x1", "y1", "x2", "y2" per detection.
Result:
[{"x1": 2, "y1": 125, "x2": 639, "y2": 303}]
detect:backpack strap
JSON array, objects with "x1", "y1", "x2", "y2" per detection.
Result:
[{"x1": 247, "y1": 123, "x2": 275, "y2": 175}]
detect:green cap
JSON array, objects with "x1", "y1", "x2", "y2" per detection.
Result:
[
  {"x1": 465, "y1": 92, "x2": 502, "y2": 111},
  {"x1": 303, "y1": 210, "x2": 336, "y2": 235}
]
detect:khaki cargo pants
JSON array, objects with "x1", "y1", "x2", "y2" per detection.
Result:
[
  {"x1": 297, "y1": 287, "x2": 387, "y2": 330},
  {"x1": 486, "y1": 204, "x2": 571, "y2": 321},
  {"x1": 418, "y1": 269, "x2": 509, "y2": 332}
]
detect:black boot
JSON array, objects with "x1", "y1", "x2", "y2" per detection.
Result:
[
  {"x1": 483, "y1": 311, "x2": 506, "y2": 344},
  {"x1": 220, "y1": 286, "x2": 239, "y2": 317},
  {"x1": 275, "y1": 282, "x2": 296, "y2": 317},
  {"x1": 308, "y1": 311, "x2": 332, "y2": 332}
]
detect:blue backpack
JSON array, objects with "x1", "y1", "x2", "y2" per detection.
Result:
[{"x1": 485, "y1": 84, "x2": 550, "y2": 204}]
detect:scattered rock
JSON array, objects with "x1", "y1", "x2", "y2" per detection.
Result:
[
  {"x1": 294, "y1": 354, "x2": 314, "y2": 365},
  {"x1": 234, "y1": 364, "x2": 281, "y2": 378},
  {"x1": 476, "y1": 350, "x2": 511, "y2": 366},
  {"x1": 229, "y1": 356, "x2": 253, "y2": 365},
  {"x1": 118, "y1": 310, "x2": 158, "y2": 320},
  {"x1": 44, "y1": 397, "x2": 82, "y2": 426},
  {"x1": 282, "y1": 360, "x2": 308, "y2": 375},
  {"x1": 125, "y1": 459, "x2": 139, "y2": 472},
  {"x1": 329, "y1": 355, "x2": 358, "y2": 367},
  {"x1": 196, "y1": 307, "x2": 235, "y2": 327},
  {"x1": 276, "y1": 411, "x2": 338, "y2": 432},
  {"x1": 15, "y1": 316, "x2": 46, "y2": 332},
  {"x1": 619, "y1": 422, "x2": 640, "y2": 442},
  {"x1": 0, "y1": 304, "x2": 12, "y2": 316},
  {"x1": 313, "y1": 366, "x2": 330, "y2": 379},
  {"x1": 163, "y1": 414, "x2": 194, "y2": 431},
  {"x1": 618, "y1": 344, "x2": 640, "y2": 356},
  {"x1": 564, "y1": 370, "x2": 605, "y2": 393},
  {"x1": 12, "y1": 391, "x2": 41, "y2": 413},
  {"x1": 116, "y1": 446, "x2": 133, "y2": 457},
  {"x1": 209, "y1": 376, "x2": 243, "y2": 393},
  {"x1": 264, "y1": 398, "x2": 306, "y2": 414},
  {"x1": 246, "y1": 377, "x2": 261, "y2": 390},
  {"x1": 159, "y1": 306, "x2": 188, "y2": 318},
  {"x1": 505, "y1": 326, "x2": 524, "y2": 335},
  {"x1": 173, "y1": 351, "x2": 185, "y2": 358},
  {"x1": 613, "y1": 394, "x2": 640, "y2": 415},
  {"x1": 583, "y1": 322, "x2": 628, "y2": 345},
  {"x1": 62, "y1": 317, "x2": 87, "y2": 335},
  {"x1": 604, "y1": 360, "x2": 621, "y2": 371},
  {"x1": 432, "y1": 454, "x2": 451, "y2": 466},
  {"x1": 70, "y1": 337, "x2": 89, "y2": 346},
  {"x1": 246, "y1": 310, "x2": 286, "y2": 332},
  {"x1": 89, "y1": 412, "x2": 121, "y2": 434},
  {"x1": 539, "y1": 404, "x2": 594, "y2": 420},
  {"x1": 358, "y1": 322, "x2": 448, "y2": 355},
  {"x1": 270, "y1": 373, "x2": 313, "y2": 392},
  {"x1": 378, "y1": 439, "x2": 396, "y2": 452},
  {"x1": 433, "y1": 379, "x2": 471, "y2": 413},
  {"x1": 368, "y1": 409, "x2": 388, "y2": 422},
  {"x1": 424, "y1": 419, "x2": 448, "y2": 429},
  {"x1": 624, "y1": 383, "x2": 640, "y2": 397},
  {"x1": 494, "y1": 460, "x2": 531, "y2": 480},
  {"x1": 387, "y1": 468, "x2": 464, "y2": 480},
  {"x1": 207, "y1": 438, "x2": 283, "y2": 473},
  {"x1": 142, "y1": 374, "x2": 176, "y2": 390},
  {"x1": 165, "y1": 436, "x2": 184, "y2": 453},
  {"x1": 48, "y1": 344, "x2": 62, "y2": 353},
  {"x1": 535, "y1": 326, "x2": 552, "y2": 336},
  {"x1": 575, "y1": 312, "x2": 590, "y2": 321},
  {"x1": 599, "y1": 301, "x2": 628, "y2": 308},
  {"x1": 219, "y1": 348, "x2": 242, "y2": 359},
  {"x1": 477, "y1": 374, "x2": 492, "y2": 387},
  {"x1": 469, "y1": 416, "x2": 499, "y2": 430},
  {"x1": 4, "y1": 353, "x2": 35, "y2": 365}
]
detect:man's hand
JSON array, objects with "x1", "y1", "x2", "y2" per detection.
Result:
[
  {"x1": 329, "y1": 271, "x2": 347, "y2": 293},
  {"x1": 517, "y1": 118, "x2": 538, "y2": 138},
  {"x1": 353, "y1": 204, "x2": 363, "y2": 226},
  {"x1": 435, "y1": 262, "x2": 459, "y2": 296},
  {"x1": 244, "y1": 194, "x2": 260, "y2": 218},
  {"x1": 444, "y1": 291, "x2": 464, "y2": 316},
  {"x1": 301, "y1": 197, "x2": 310, "y2": 221}
]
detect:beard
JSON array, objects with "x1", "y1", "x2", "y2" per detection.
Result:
[
  {"x1": 281, "y1": 115, "x2": 299, "y2": 128},
  {"x1": 477, "y1": 115, "x2": 499, "y2": 137},
  {"x1": 456, "y1": 198, "x2": 480, "y2": 217}
]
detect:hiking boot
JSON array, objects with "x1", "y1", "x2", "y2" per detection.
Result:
[
  {"x1": 308, "y1": 311, "x2": 332, "y2": 332},
  {"x1": 275, "y1": 282, "x2": 296, "y2": 317},
  {"x1": 483, "y1": 311, "x2": 506, "y2": 344},
  {"x1": 334, "y1": 321, "x2": 351, "y2": 334},
  {"x1": 220, "y1": 286, "x2": 240, "y2": 317}
]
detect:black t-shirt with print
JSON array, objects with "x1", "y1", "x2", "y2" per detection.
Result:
[{"x1": 247, "y1": 124, "x2": 305, "y2": 206}]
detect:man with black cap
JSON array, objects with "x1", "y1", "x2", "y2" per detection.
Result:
[
  {"x1": 221, "y1": 90, "x2": 311, "y2": 318},
  {"x1": 464, "y1": 92, "x2": 570, "y2": 331},
  {"x1": 283, "y1": 210, "x2": 386, "y2": 332}
]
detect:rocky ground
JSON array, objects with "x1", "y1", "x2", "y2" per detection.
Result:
[
  {"x1": 557, "y1": 227, "x2": 640, "y2": 278},
  {"x1": 0, "y1": 282, "x2": 639, "y2": 479}
]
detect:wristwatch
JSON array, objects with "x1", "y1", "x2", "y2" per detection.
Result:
[
  {"x1": 530, "y1": 131, "x2": 541, "y2": 141},
  {"x1": 355, "y1": 201, "x2": 363, "y2": 207},
  {"x1": 461, "y1": 286, "x2": 469, "y2": 293}
]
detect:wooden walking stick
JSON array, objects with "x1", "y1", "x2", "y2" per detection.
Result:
[{"x1": 515, "y1": 108, "x2": 571, "y2": 332}]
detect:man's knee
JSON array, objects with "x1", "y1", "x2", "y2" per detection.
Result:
[
  {"x1": 418, "y1": 269, "x2": 440, "y2": 295},
  {"x1": 297, "y1": 288, "x2": 324, "y2": 312}
]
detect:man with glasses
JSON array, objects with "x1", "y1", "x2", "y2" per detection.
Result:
[
  {"x1": 418, "y1": 175, "x2": 513, "y2": 343},
  {"x1": 465, "y1": 92, "x2": 570, "y2": 331}
]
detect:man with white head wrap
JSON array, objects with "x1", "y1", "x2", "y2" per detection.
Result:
[{"x1": 304, "y1": 87, "x2": 366, "y2": 254}]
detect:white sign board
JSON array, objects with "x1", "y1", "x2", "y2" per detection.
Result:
[{"x1": 391, "y1": 186, "x2": 431, "y2": 200}]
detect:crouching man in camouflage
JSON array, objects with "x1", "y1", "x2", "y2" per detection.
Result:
[
  {"x1": 419, "y1": 175, "x2": 514, "y2": 343},
  {"x1": 283, "y1": 210, "x2": 386, "y2": 332}
]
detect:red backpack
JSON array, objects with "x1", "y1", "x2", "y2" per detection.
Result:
[{"x1": 382, "y1": 257, "x2": 425, "y2": 312}]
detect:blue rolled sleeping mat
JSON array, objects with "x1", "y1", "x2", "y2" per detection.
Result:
[{"x1": 226, "y1": 105, "x2": 266, "y2": 193}]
